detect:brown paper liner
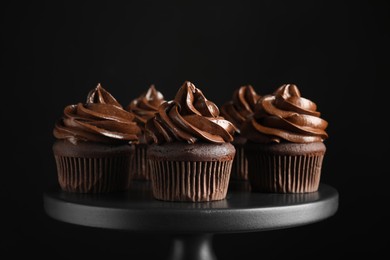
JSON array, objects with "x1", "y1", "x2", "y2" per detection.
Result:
[
  {"x1": 231, "y1": 144, "x2": 248, "y2": 180},
  {"x1": 129, "y1": 144, "x2": 151, "y2": 182},
  {"x1": 149, "y1": 160, "x2": 233, "y2": 202},
  {"x1": 246, "y1": 153, "x2": 324, "y2": 193},
  {"x1": 54, "y1": 155, "x2": 131, "y2": 193}
]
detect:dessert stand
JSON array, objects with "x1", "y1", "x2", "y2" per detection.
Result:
[{"x1": 43, "y1": 180, "x2": 339, "y2": 260}]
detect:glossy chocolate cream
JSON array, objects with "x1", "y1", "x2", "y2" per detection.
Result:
[
  {"x1": 145, "y1": 81, "x2": 237, "y2": 144},
  {"x1": 220, "y1": 85, "x2": 261, "y2": 133},
  {"x1": 241, "y1": 84, "x2": 328, "y2": 143},
  {"x1": 53, "y1": 83, "x2": 141, "y2": 145},
  {"x1": 126, "y1": 84, "x2": 166, "y2": 130}
]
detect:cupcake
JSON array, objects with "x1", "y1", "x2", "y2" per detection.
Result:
[
  {"x1": 241, "y1": 84, "x2": 328, "y2": 193},
  {"x1": 220, "y1": 85, "x2": 261, "y2": 181},
  {"x1": 125, "y1": 84, "x2": 166, "y2": 181},
  {"x1": 53, "y1": 83, "x2": 141, "y2": 193},
  {"x1": 145, "y1": 81, "x2": 237, "y2": 202}
]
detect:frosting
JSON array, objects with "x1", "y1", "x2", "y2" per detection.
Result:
[
  {"x1": 145, "y1": 81, "x2": 237, "y2": 144},
  {"x1": 126, "y1": 85, "x2": 165, "y2": 141},
  {"x1": 241, "y1": 84, "x2": 328, "y2": 143},
  {"x1": 220, "y1": 85, "x2": 261, "y2": 134},
  {"x1": 53, "y1": 83, "x2": 141, "y2": 144}
]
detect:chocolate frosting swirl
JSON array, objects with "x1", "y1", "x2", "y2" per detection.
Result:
[
  {"x1": 241, "y1": 84, "x2": 328, "y2": 143},
  {"x1": 145, "y1": 81, "x2": 237, "y2": 144},
  {"x1": 53, "y1": 83, "x2": 141, "y2": 145},
  {"x1": 220, "y1": 85, "x2": 261, "y2": 134},
  {"x1": 126, "y1": 84, "x2": 165, "y2": 131}
]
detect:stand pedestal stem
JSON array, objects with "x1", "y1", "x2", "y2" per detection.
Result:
[{"x1": 168, "y1": 234, "x2": 216, "y2": 260}]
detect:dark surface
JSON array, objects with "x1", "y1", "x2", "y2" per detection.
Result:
[
  {"x1": 43, "y1": 181, "x2": 338, "y2": 233},
  {"x1": 2, "y1": 1, "x2": 389, "y2": 259}
]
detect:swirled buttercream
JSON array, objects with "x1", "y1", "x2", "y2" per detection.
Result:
[
  {"x1": 53, "y1": 83, "x2": 141, "y2": 144},
  {"x1": 145, "y1": 81, "x2": 237, "y2": 144},
  {"x1": 220, "y1": 85, "x2": 261, "y2": 133},
  {"x1": 126, "y1": 84, "x2": 165, "y2": 138},
  {"x1": 242, "y1": 84, "x2": 328, "y2": 143}
]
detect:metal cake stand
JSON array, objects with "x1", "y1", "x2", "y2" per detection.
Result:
[{"x1": 43, "y1": 181, "x2": 339, "y2": 260}]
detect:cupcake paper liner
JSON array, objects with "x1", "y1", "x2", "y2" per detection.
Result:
[
  {"x1": 149, "y1": 160, "x2": 233, "y2": 202},
  {"x1": 231, "y1": 144, "x2": 248, "y2": 180},
  {"x1": 246, "y1": 153, "x2": 324, "y2": 193},
  {"x1": 129, "y1": 144, "x2": 151, "y2": 181},
  {"x1": 54, "y1": 155, "x2": 131, "y2": 193}
]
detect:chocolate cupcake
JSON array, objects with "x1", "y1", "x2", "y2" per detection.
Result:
[
  {"x1": 241, "y1": 84, "x2": 328, "y2": 193},
  {"x1": 145, "y1": 81, "x2": 237, "y2": 202},
  {"x1": 53, "y1": 84, "x2": 141, "y2": 193},
  {"x1": 125, "y1": 85, "x2": 166, "y2": 181},
  {"x1": 220, "y1": 85, "x2": 261, "y2": 181}
]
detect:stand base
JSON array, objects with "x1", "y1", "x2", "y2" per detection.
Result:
[
  {"x1": 169, "y1": 234, "x2": 216, "y2": 260},
  {"x1": 43, "y1": 182, "x2": 338, "y2": 260}
]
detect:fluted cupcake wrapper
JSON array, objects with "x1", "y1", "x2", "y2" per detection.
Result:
[
  {"x1": 149, "y1": 160, "x2": 233, "y2": 202},
  {"x1": 231, "y1": 144, "x2": 248, "y2": 180},
  {"x1": 54, "y1": 155, "x2": 131, "y2": 193},
  {"x1": 246, "y1": 153, "x2": 324, "y2": 193},
  {"x1": 129, "y1": 144, "x2": 151, "y2": 182}
]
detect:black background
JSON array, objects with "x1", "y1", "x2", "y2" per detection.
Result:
[{"x1": 2, "y1": 1, "x2": 389, "y2": 259}]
